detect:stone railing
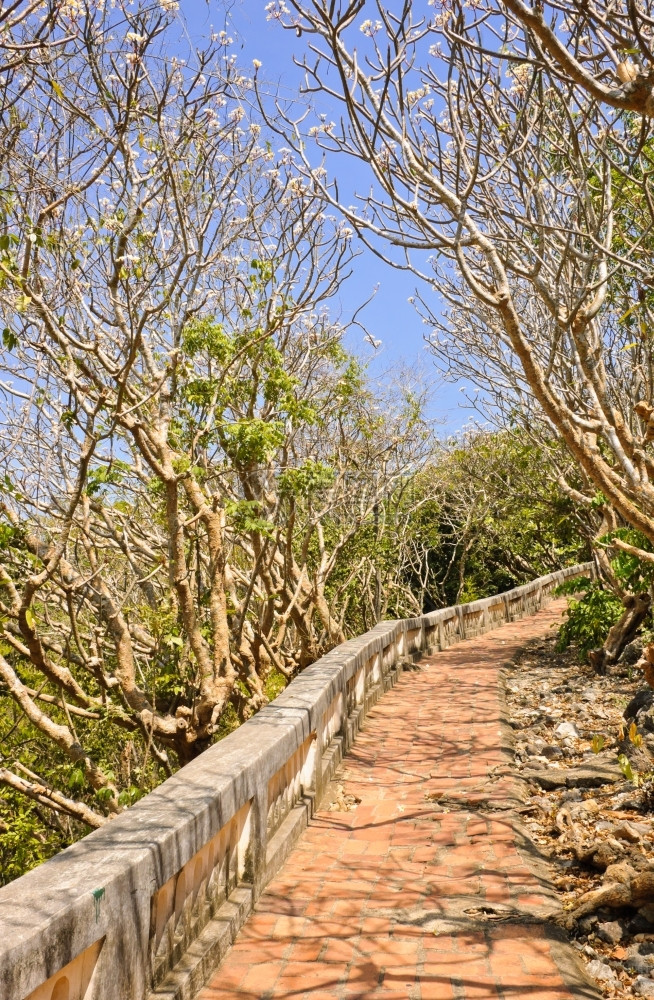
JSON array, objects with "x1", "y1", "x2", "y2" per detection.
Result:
[{"x1": 0, "y1": 562, "x2": 593, "y2": 1000}]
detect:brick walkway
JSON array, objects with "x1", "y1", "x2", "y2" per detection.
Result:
[{"x1": 198, "y1": 600, "x2": 598, "y2": 1000}]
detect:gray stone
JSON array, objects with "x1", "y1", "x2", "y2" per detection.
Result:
[
  {"x1": 623, "y1": 639, "x2": 645, "y2": 665},
  {"x1": 596, "y1": 920, "x2": 623, "y2": 944},
  {"x1": 635, "y1": 976, "x2": 654, "y2": 997},
  {"x1": 625, "y1": 687, "x2": 654, "y2": 721},
  {"x1": 586, "y1": 959, "x2": 619, "y2": 984},
  {"x1": 540, "y1": 744, "x2": 564, "y2": 760},
  {"x1": 555, "y1": 721, "x2": 580, "y2": 739},
  {"x1": 611, "y1": 789, "x2": 645, "y2": 810},
  {"x1": 630, "y1": 913, "x2": 654, "y2": 935},
  {"x1": 561, "y1": 788, "x2": 583, "y2": 802},
  {"x1": 529, "y1": 761, "x2": 623, "y2": 790},
  {"x1": 628, "y1": 955, "x2": 653, "y2": 975},
  {"x1": 578, "y1": 914, "x2": 598, "y2": 933},
  {"x1": 523, "y1": 756, "x2": 551, "y2": 768}
]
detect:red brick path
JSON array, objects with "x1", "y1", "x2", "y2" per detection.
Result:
[{"x1": 199, "y1": 600, "x2": 596, "y2": 999}]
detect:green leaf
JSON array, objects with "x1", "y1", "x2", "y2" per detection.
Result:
[
  {"x1": 2, "y1": 328, "x2": 17, "y2": 351},
  {"x1": 618, "y1": 753, "x2": 635, "y2": 783},
  {"x1": 68, "y1": 767, "x2": 85, "y2": 791}
]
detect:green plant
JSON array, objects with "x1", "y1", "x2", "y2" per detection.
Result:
[
  {"x1": 553, "y1": 575, "x2": 593, "y2": 597},
  {"x1": 600, "y1": 528, "x2": 654, "y2": 592},
  {"x1": 556, "y1": 584, "x2": 623, "y2": 661},
  {"x1": 618, "y1": 753, "x2": 638, "y2": 784}
]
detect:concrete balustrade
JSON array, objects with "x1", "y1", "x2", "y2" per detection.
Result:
[{"x1": 0, "y1": 562, "x2": 593, "y2": 1000}]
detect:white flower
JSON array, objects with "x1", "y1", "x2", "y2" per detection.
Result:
[
  {"x1": 265, "y1": 1, "x2": 290, "y2": 20},
  {"x1": 407, "y1": 85, "x2": 430, "y2": 106},
  {"x1": 253, "y1": 59, "x2": 262, "y2": 70},
  {"x1": 360, "y1": 19, "x2": 382, "y2": 36}
]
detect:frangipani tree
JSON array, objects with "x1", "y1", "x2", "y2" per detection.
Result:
[
  {"x1": 264, "y1": 0, "x2": 654, "y2": 566},
  {"x1": 0, "y1": 2, "x2": 444, "y2": 854}
]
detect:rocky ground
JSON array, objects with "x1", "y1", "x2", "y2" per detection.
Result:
[{"x1": 506, "y1": 627, "x2": 654, "y2": 998}]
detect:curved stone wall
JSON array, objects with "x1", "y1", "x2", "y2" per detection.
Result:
[{"x1": 0, "y1": 562, "x2": 593, "y2": 1000}]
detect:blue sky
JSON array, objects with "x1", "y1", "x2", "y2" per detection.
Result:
[{"x1": 182, "y1": 2, "x2": 470, "y2": 435}]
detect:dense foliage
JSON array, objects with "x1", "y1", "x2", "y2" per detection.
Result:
[
  {"x1": 556, "y1": 584, "x2": 625, "y2": 663},
  {"x1": 0, "y1": 417, "x2": 590, "y2": 881}
]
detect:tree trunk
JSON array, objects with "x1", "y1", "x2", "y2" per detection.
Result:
[{"x1": 588, "y1": 593, "x2": 651, "y2": 675}]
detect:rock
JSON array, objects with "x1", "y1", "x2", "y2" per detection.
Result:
[
  {"x1": 624, "y1": 639, "x2": 645, "y2": 665},
  {"x1": 628, "y1": 954, "x2": 654, "y2": 975},
  {"x1": 591, "y1": 841, "x2": 621, "y2": 871},
  {"x1": 528, "y1": 771, "x2": 568, "y2": 789},
  {"x1": 561, "y1": 788, "x2": 583, "y2": 802},
  {"x1": 530, "y1": 761, "x2": 623, "y2": 790},
  {"x1": 523, "y1": 756, "x2": 550, "y2": 768},
  {"x1": 611, "y1": 790, "x2": 644, "y2": 811},
  {"x1": 578, "y1": 915, "x2": 598, "y2": 933},
  {"x1": 635, "y1": 976, "x2": 654, "y2": 997},
  {"x1": 630, "y1": 913, "x2": 654, "y2": 934},
  {"x1": 540, "y1": 744, "x2": 564, "y2": 760},
  {"x1": 580, "y1": 798, "x2": 600, "y2": 815},
  {"x1": 597, "y1": 920, "x2": 623, "y2": 944},
  {"x1": 614, "y1": 820, "x2": 642, "y2": 843},
  {"x1": 582, "y1": 688, "x2": 600, "y2": 702},
  {"x1": 639, "y1": 904, "x2": 654, "y2": 926},
  {"x1": 605, "y1": 861, "x2": 636, "y2": 883},
  {"x1": 625, "y1": 688, "x2": 654, "y2": 721},
  {"x1": 555, "y1": 721, "x2": 580, "y2": 739},
  {"x1": 586, "y1": 959, "x2": 619, "y2": 984},
  {"x1": 639, "y1": 706, "x2": 654, "y2": 734}
]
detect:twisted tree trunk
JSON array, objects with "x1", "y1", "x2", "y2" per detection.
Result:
[{"x1": 588, "y1": 593, "x2": 651, "y2": 675}]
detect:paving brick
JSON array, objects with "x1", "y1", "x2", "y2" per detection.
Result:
[{"x1": 196, "y1": 600, "x2": 589, "y2": 1000}]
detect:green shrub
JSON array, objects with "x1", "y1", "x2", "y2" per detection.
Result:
[{"x1": 556, "y1": 584, "x2": 624, "y2": 661}]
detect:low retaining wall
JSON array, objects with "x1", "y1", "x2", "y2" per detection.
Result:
[{"x1": 0, "y1": 562, "x2": 593, "y2": 1000}]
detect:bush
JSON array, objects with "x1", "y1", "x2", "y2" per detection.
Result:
[{"x1": 556, "y1": 584, "x2": 624, "y2": 661}]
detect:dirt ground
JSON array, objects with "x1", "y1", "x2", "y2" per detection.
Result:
[{"x1": 505, "y1": 625, "x2": 654, "y2": 998}]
